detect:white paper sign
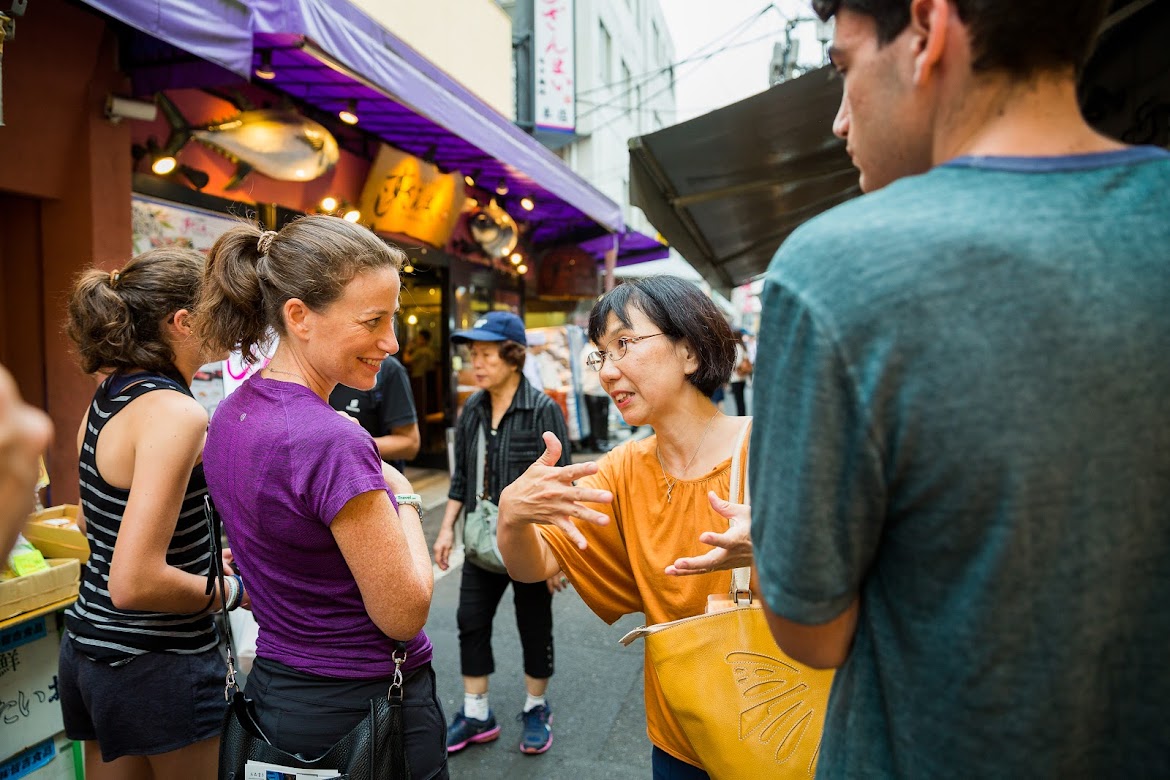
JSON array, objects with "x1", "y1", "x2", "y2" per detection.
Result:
[{"x1": 244, "y1": 760, "x2": 340, "y2": 780}]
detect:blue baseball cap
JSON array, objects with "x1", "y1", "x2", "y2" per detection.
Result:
[{"x1": 451, "y1": 311, "x2": 527, "y2": 346}]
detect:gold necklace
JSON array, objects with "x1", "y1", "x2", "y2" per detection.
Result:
[
  {"x1": 264, "y1": 366, "x2": 308, "y2": 385},
  {"x1": 656, "y1": 412, "x2": 720, "y2": 503}
]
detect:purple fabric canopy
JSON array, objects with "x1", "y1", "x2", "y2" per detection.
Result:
[{"x1": 76, "y1": 0, "x2": 667, "y2": 255}]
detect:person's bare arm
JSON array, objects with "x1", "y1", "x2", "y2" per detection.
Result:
[
  {"x1": 0, "y1": 365, "x2": 53, "y2": 557},
  {"x1": 331, "y1": 489, "x2": 433, "y2": 639},
  {"x1": 760, "y1": 584, "x2": 860, "y2": 669},
  {"x1": 373, "y1": 422, "x2": 420, "y2": 462},
  {"x1": 107, "y1": 393, "x2": 223, "y2": 613},
  {"x1": 432, "y1": 498, "x2": 463, "y2": 571}
]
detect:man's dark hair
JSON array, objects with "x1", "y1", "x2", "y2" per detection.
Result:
[
  {"x1": 587, "y1": 277, "x2": 736, "y2": 397},
  {"x1": 813, "y1": 0, "x2": 1111, "y2": 75}
]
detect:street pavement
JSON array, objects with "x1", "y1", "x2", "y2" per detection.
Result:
[{"x1": 426, "y1": 561, "x2": 654, "y2": 779}]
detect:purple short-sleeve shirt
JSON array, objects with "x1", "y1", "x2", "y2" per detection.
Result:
[{"x1": 203, "y1": 375, "x2": 431, "y2": 678}]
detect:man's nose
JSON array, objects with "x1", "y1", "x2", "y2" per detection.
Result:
[{"x1": 832, "y1": 95, "x2": 850, "y2": 139}]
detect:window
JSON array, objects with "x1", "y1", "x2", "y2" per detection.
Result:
[
  {"x1": 621, "y1": 60, "x2": 632, "y2": 114},
  {"x1": 599, "y1": 22, "x2": 613, "y2": 84}
]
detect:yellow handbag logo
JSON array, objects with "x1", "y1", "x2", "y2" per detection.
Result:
[{"x1": 730, "y1": 650, "x2": 826, "y2": 773}]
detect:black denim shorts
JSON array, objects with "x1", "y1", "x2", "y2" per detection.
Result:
[{"x1": 58, "y1": 635, "x2": 226, "y2": 761}]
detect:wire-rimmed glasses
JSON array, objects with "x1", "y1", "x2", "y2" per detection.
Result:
[{"x1": 585, "y1": 333, "x2": 664, "y2": 372}]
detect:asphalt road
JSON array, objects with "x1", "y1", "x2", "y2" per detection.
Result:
[{"x1": 425, "y1": 560, "x2": 655, "y2": 779}]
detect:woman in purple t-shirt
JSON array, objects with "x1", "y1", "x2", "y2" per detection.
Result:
[{"x1": 196, "y1": 216, "x2": 447, "y2": 778}]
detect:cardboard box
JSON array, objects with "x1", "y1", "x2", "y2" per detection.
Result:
[
  {"x1": 0, "y1": 618, "x2": 67, "y2": 765},
  {"x1": 0, "y1": 560, "x2": 80, "y2": 621},
  {"x1": 21, "y1": 507, "x2": 88, "y2": 564}
]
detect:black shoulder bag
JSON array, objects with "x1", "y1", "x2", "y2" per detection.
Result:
[{"x1": 206, "y1": 497, "x2": 412, "y2": 780}]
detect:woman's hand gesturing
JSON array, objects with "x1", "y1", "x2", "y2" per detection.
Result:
[
  {"x1": 665, "y1": 491, "x2": 753, "y2": 575},
  {"x1": 498, "y1": 432, "x2": 613, "y2": 550}
]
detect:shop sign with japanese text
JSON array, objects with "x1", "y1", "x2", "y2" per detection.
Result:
[
  {"x1": 358, "y1": 145, "x2": 465, "y2": 248},
  {"x1": 534, "y1": 0, "x2": 576, "y2": 133}
]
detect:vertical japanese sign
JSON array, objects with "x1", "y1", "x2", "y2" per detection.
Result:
[{"x1": 534, "y1": 0, "x2": 576, "y2": 133}]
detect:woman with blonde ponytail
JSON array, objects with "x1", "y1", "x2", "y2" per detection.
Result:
[
  {"x1": 59, "y1": 246, "x2": 236, "y2": 780},
  {"x1": 197, "y1": 216, "x2": 447, "y2": 778}
]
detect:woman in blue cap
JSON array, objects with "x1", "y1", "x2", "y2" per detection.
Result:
[{"x1": 432, "y1": 311, "x2": 571, "y2": 757}]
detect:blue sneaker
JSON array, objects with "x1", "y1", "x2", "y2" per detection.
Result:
[
  {"x1": 517, "y1": 703, "x2": 553, "y2": 754},
  {"x1": 446, "y1": 708, "x2": 501, "y2": 753}
]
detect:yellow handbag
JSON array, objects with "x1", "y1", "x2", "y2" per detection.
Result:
[{"x1": 620, "y1": 422, "x2": 835, "y2": 779}]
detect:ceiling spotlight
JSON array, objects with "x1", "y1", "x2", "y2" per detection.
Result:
[
  {"x1": 510, "y1": 252, "x2": 523, "y2": 265},
  {"x1": 320, "y1": 196, "x2": 338, "y2": 212},
  {"x1": 343, "y1": 208, "x2": 361, "y2": 222},
  {"x1": 496, "y1": 179, "x2": 509, "y2": 196},
  {"x1": 255, "y1": 51, "x2": 276, "y2": 80},
  {"x1": 151, "y1": 155, "x2": 177, "y2": 175},
  {"x1": 520, "y1": 197, "x2": 535, "y2": 211},
  {"x1": 406, "y1": 314, "x2": 419, "y2": 325},
  {"x1": 403, "y1": 264, "x2": 415, "y2": 274},
  {"x1": 338, "y1": 100, "x2": 359, "y2": 125},
  {"x1": 517, "y1": 264, "x2": 529, "y2": 275}
]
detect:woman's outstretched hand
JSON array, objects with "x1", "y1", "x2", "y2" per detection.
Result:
[
  {"x1": 498, "y1": 431, "x2": 613, "y2": 550},
  {"x1": 665, "y1": 491, "x2": 753, "y2": 576}
]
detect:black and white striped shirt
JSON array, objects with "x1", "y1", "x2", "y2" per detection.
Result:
[{"x1": 65, "y1": 373, "x2": 217, "y2": 662}]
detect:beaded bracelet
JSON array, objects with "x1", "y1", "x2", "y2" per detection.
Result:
[
  {"x1": 222, "y1": 573, "x2": 244, "y2": 612},
  {"x1": 229, "y1": 574, "x2": 244, "y2": 611}
]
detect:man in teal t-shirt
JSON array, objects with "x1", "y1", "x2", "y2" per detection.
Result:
[{"x1": 750, "y1": 1, "x2": 1170, "y2": 777}]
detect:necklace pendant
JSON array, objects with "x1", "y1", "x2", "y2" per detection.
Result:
[{"x1": 664, "y1": 483, "x2": 674, "y2": 503}]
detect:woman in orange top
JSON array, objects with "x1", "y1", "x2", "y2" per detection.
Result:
[{"x1": 497, "y1": 276, "x2": 753, "y2": 778}]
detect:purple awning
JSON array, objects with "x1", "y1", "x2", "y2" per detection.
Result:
[
  {"x1": 579, "y1": 230, "x2": 671, "y2": 266},
  {"x1": 77, "y1": 0, "x2": 671, "y2": 256}
]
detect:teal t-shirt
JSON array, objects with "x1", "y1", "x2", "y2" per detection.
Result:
[{"x1": 751, "y1": 147, "x2": 1170, "y2": 778}]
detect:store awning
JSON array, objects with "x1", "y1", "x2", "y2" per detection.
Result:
[
  {"x1": 629, "y1": 66, "x2": 858, "y2": 296},
  {"x1": 78, "y1": 0, "x2": 652, "y2": 255},
  {"x1": 579, "y1": 230, "x2": 670, "y2": 267}
]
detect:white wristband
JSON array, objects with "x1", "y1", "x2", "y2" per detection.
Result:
[{"x1": 395, "y1": 493, "x2": 424, "y2": 519}]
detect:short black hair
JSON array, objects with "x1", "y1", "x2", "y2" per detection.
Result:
[
  {"x1": 587, "y1": 277, "x2": 736, "y2": 396},
  {"x1": 813, "y1": 0, "x2": 1110, "y2": 75}
]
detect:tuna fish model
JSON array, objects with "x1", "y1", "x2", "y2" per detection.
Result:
[{"x1": 157, "y1": 94, "x2": 340, "y2": 189}]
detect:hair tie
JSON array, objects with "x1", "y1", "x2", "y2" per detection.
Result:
[
  {"x1": 257, "y1": 230, "x2": 278, "y2": 256},
  {"x1": 108, "y1": 269, "x2": 122, "y2": 288}
]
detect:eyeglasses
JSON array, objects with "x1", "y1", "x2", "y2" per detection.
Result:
[{"x1": 585, "y1": 333, "x2": 664, "y2": 372}]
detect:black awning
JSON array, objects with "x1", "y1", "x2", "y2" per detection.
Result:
[{"x1": 629, "y1": 66, "x2": 858, "y2": 296}]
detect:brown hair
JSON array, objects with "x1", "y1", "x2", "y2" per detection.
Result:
[
  {"x1": 195, "y1": 215, "x2": 405, "y2": 363},
  {"x1": 499, "y1": 341, "x2": 527, "y2": 372},
  {"x1": 67, "y1": 247, "x2": 205, "y2": 376}
]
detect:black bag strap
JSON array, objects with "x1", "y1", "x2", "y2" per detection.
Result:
[{"x1": 204, "y1": 495, "x2": 240, "y2": 699}]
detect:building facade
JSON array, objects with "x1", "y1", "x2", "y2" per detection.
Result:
[{"x1": 504, "y1": 0, "x2": 676, "y2": 246}]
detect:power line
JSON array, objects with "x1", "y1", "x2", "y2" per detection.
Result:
[
  {"x1": 576, "y1": 2, "x2": 783, "y2": 99},
  {"x1": 576, "y1": 28, "x2": 786, "y2": 110},
  {"x1": 577, "y1": 8, "x2": 786, "y2": 124}
]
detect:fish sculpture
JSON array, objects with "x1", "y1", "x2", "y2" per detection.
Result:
[{"x1": 157, "y1": 94, "x2": 340, "y2": 189}]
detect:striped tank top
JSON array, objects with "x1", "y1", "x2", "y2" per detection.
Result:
[{"x1": 65, "y1": 372, "x2": 218, "y2": 662}]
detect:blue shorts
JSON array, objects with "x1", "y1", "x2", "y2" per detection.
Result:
[{"x1": 58, "y1": 635, "x2": 226, "y2": 761}]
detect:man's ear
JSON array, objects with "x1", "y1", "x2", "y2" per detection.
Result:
[
  {"x1": 910, "y1": 0, "x2": 950, "y2": 86},
  {"x1": 283, "y1": 298, "x2": 310, "y2": 338}
]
